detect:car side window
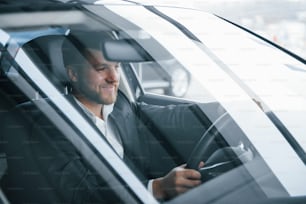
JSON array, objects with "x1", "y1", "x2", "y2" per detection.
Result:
[
  {"x1": 131, "y1": 61, "x2": 191, "y2": 98},
  {"x1": 0, "y1": 30, "x2": 151, "y2": 203}
]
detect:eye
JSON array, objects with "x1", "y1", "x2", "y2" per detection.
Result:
[{"x1": 94, "y1": 64, "x2": 107, "y2": 71}]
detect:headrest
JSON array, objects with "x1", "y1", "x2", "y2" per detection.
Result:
[{"x1": 23, "y1": 35, "x2": 69, "y2": 93}]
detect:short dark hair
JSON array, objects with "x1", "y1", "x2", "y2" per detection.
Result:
[{"x1": 62, "y1": 31, "x2": 114, "y2": 68}]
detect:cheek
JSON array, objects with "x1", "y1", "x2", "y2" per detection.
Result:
[{"x1": 85, "y1": 70, "x2": 103, "y2": 83}]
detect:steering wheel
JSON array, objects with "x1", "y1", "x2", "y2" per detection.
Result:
[
  {"x1": 186, "y1": 112, "x2": 253, "y2": 181},
  {"x1": 186, "y1": 112, "x2": 231, "y2": 169}
]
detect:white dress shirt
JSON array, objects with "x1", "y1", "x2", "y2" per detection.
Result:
[{"x1": 73, "y1": 98, "x2": 124, "y2": 158}]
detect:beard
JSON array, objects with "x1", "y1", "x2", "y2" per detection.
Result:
[{"x1": 75, "y1": 82, "x2": 118, "y2": 105}]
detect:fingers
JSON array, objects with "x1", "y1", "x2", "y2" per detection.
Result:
[
  {"x1": 169, "y1": 170, "x2": 202, "y2": 197},
  {"x1": 153, "y1": 163, "x2": 204, "y2": 200},
  {"x1": 182, "y1": 161, "x2": 204, "y2": 169},
  {"x1": 172, "y1": 168, "x2": 201, "y2": 189},
  {"x1": 177, "y1": 175, "x2": 202, "y2": 188},
  {"x1": 198, "y1": 161, "x2": 205, "y2": 168},
  {"x1": 183, "y1": 169, "x2": 201, "y2": 180},
  {"x1": 175, "y1": 163, "x2": 203, "y2": 189}
]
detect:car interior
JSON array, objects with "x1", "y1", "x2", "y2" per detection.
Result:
[
  {"x1": 0, "y1": 26, "x2": 253, "y2": 202},
  {"x1": 0, "y1": 1, "x2": 305, "y2": 203},
  {"x1": 0, "y1": 0, "x2": 279, "y2": 199}
]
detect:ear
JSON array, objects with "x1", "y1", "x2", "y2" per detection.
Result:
[{"x1": 66, "y1": 65, "x2": 78, "y2": 82}]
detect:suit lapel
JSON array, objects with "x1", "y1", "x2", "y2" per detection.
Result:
[
  {"x1": 110, "y1": 108, "x2": 148, "y2": 182},
  {"x1": 109, "y1": 107, "x2": 132, "y2": 159}
]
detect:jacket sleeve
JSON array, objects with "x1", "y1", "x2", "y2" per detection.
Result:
[{"x1": 10, "y1": 103, "x2": 120, "y2": 204}]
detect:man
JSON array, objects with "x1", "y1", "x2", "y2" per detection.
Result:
[{"x1": 62, "y1": 31, "x2": 204, "y2": 201}]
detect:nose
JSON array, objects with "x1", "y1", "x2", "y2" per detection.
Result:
[{"x1": 105, "y1": 66, "x2": 119, "y2": 83}]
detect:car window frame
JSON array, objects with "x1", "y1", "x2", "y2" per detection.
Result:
[
  {"x1": 97, "y1": 4, "x2": 306, "y2": 197},
  {"x1": 1, "y1": 27, "x2": 158, "y2": 204}
]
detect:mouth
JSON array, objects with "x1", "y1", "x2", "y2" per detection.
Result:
[{"x1": 101, "y1": 86, "x2": 116, "y2": 93}]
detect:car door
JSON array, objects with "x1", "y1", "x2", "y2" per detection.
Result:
[
  {"x1": 0, "y1": 5, "x2": 159, "y2": 202},
  {"x1": 107, "y1": 5, "x2": 306, "y2": 203},
  {"x1": 1, "y1": 2, "x2": 306, "y2": 203}
]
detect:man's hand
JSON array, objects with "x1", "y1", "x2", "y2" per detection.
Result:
[{"x1": 152, "y1": 162, "x2": 204, "y2": 200}]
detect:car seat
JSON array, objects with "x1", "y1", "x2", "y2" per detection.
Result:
[{"x1": 0, "y1": 34, "x2": 68, "y2": 203}]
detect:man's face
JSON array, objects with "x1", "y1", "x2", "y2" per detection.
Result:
[{"x1": 70, "y1": 48, "x2": 120, "y2": 105}]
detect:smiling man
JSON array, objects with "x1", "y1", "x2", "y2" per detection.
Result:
[{"x1": 60, "y1": 31, "x2": 204, "y2": 201}]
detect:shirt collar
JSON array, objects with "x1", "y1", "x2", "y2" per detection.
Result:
[{"x1": 73, "y1": 96, "x2": 114, "y2": 122}]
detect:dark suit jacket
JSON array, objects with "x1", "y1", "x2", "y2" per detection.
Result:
[{"x1": 1, "y1": 92, "x2": 205, "y2": 203}]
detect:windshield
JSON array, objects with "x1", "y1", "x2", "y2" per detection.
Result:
[
  {"x1": 1, "y1": 2, "x2": 306, "y2": 204},
  {"x1": 91, "y1": 4, "x2": 306, "y2": 196}
]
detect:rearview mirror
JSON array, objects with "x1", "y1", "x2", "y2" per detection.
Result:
[{"x1": 102, "y1": 39, "x2": 153, "y2": 62}]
